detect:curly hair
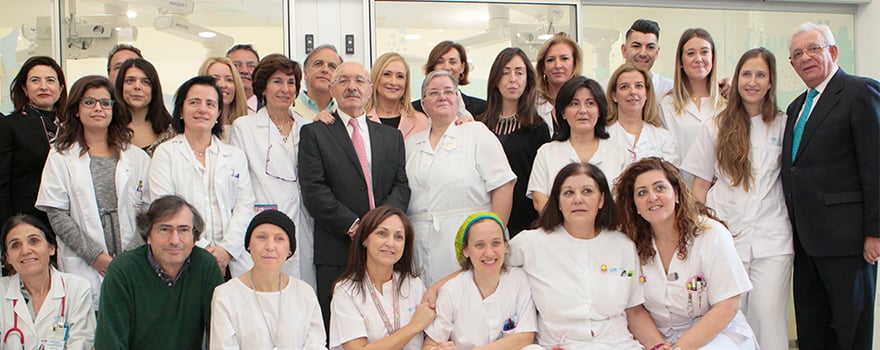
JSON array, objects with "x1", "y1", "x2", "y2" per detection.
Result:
[{"x1": 615, "y1": 157, "x2": 721, "y2": 264}]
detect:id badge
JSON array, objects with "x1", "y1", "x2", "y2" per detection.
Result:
[
  {"x1": 38, "y1": 338, "x2": 65, "y2": 350},
  {"x1": 255, "y1": 204, "x2": 278, "y2": 213}
]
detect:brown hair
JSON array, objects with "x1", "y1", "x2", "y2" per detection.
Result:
[
  {"x1": 606, "y1": 64, "x2": 661, "y2": 127},
  {"x1": 615, "y1": 157, "x2": 720, "y2": 264},
  {"x1": 423, "y1": 41, "x2": 471, "y2": 86},
  {"x1": 365, "y1": 52, "x2": 418, "y2": 118},
  {"x1": 715, "y1": 48, "x2": 780, "y2": 192},
  {"x1": 536, "y1": 162, "x2": 618, "y2": 232},
  {"x1": 252, "y1": 54, "x2": 302, "y2": 108},
  {"x1": 335, "y1": 206, "x2": 418, "y2": 299},
  {"x1": 535, "y1": 32, "x2": 582, "y2": 102},
  {"x1": 670, "y1": 28, "x2": 724, "y2": 114},
  {"x1": 10, "y1": 56, "x2": 67, "y2": 114},
  {"x1": 56, "y1": 75, "x2": 131, "y2": 157},
  {"x1": 198, "y1": 57, "x2": 248, "y2": 123},
  {"x1": 480, "y1": 47, "x2": 541, "y2": 131},
  {"x1": 114, "y1": 58, "x2": 172, "y2": 135}
]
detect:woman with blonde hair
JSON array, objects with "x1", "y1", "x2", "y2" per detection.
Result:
[
  {"x1": 199, "y1": 57, "x2": 249, "y2": 141},
  {"x1": 681, "y1": 48, "x2": 791, "y2": 350},
  {"x1": 660, "y1": 28, "x2": 725, "y2": 172},
  {"x1": 366, "y1": 52, "x2": 428, "y2": 139},
  {"x1": 606, "y1": 64, "x2": 677, "y2": 164},
  {"x1": 535, "y1": 32, "x2": 583, "y2": 136}
]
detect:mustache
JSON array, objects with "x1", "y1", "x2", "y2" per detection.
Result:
[{"x1": 344, "y1": 90, "x2": 362, "y2": 98}]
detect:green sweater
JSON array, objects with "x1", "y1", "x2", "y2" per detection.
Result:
[{"x1": 95, "y1": 245, "x2": 224, "y2": 350}]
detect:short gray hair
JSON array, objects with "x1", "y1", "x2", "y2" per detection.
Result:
[
  {"x1": 421, "y1": 70, "x2": 458, "y2": 98},
  {"x1": 789, "y1": 22, "x2": 836, "y2": 50},
  {"x1": 137, "y1": 195, "x2": 205, "y2": 241},
  {"x1": 304, "y1": 44, "x2": 344, "y2": 68}
]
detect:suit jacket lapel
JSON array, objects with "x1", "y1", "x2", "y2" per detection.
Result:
[
  {"x1": 794, "y1": 69, "x2": 845, "y2": 162},
  {"x1": 329, "y1": 111, "x2": 367, "y2": 180}
]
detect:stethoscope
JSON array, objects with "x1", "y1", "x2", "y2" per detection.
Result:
[{"x1": 3, "y1": 277, "x2": 68, "y2": 347}]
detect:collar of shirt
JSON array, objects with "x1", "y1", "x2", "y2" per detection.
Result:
[
  {"x1": 811, "y1": 64, "x2": 839, "y2": 96},
  {"x1": 147, "y1": 246, "x2": 192, "y2": 287},
  {"x1": 299, "y1": 91, "x2": 336, "y2": 114},
  {"x1": 337, "y1": 108, "x2": 369, "y2": 135}
]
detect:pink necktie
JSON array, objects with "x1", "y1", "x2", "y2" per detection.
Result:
[{"x1": 349, "y1": 118, "x2": 375, "y2": 208}]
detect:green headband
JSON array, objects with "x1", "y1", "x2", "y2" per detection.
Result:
[{"x1": 454, "y1": 212, "x2": 505, "y2": 268}]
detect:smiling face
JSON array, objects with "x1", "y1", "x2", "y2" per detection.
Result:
[
  {"x1": 559, "y1": 173, "x2": 605, "y2": 226},
  {"x1": 789, "y1": 29, "x2": 837, "y2": 89},
  {"x1": 263, "y1": 70, "x2": 298, "y2": 111},
  {"x1": 497, "y1": 55, "x2": 527, "y2": 103},
  {"x1": 4, "y1": 223, "x2": 55, "y2": 277},
  {"x1": 146, "y1": 206, "x2": 196, "y2": 276},
  {"x1": 122, "y1": 67, "x2": 153, "y2": 111},
  {"x1": 543, "y1": 43, "x2": 575, "y2": 89},
  {"x1": 376, "y1": 59, "x2": 407, "y2": 102},
  {"x1": 364, "y1": 215, "x2": 406, "y2": 269},
  {"x1": 563, "y1": 87, "x2": 599, "y2": 135},
  {"x1": 78, "y1": 87, "x2": 113, "y2": 131},
  {"x1": 207, "y1": 62, "x2": 235, "y2": 106},
  {"x1": 737, "y1": 56, "x2": 771, "y2": 114},
  {"x1": 633, "y1": 169, "x2": 678, "y2": 227},
  {"x1": 181, "y1": 84, "x2": 221, "y2": 134},
  {"x1": 248, "y1": 223, "x2": 291, "y2": 272},
  {"x1": 433, "y1": 48, "x2": 464, "y2": 80},
  {"x1": 228, "y1": 49, "x2": 258, "y2": 95},
  {"x1": 613, "y1": 70, "x2": 648, "y2": 117},
  {"x1": 622, "y1": 31, "x2": 660, "y2": 72},
  {"x1": 25, "y1": 65, "x2": 62, "y2": 110},
  {"x1": 462, "y1": 220, "x2": 506, "y2": 276},
  {"x1": 681, "y1": 37, "x2": 713, "y2": 81}
]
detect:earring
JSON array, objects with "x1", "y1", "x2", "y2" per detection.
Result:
[
  {"x1": 362, "y1": 242, "x2": 367, "y2": 248},
  {"x1": 288, "y1": 251, "x2": 293, "y2": 257}
]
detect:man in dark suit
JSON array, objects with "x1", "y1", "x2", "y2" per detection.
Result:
[
  {"x1": 783, "y1": 22, "x2": 880, "y2": 350},
  {"x1": 298, "y1": 61, "x2": 410, "y2": 329}
]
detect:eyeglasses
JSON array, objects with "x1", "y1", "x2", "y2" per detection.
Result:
[
  {"x1": 789, "y1": 44, "x2": 830, "y2": 61},
  {"x1": 81, "y1": 97, "x2": 114, "y2": 109},
  {"x1": 332, "y1": 75, "x2": 369, "y2": 87},
  {"x1": 153, "y1": 224, "x2": 194, "y2": 239},
  {"x1": 425, "y1": 88, "x2": 457, "y2": 99}
]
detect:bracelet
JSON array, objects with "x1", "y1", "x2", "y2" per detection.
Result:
[{"x1": 649, "y1": 342, "x2": 665, "y2": 350}]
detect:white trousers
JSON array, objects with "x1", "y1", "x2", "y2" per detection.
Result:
[{"x1": 740, "y1": 253, "x2": 794, "y2": 350}]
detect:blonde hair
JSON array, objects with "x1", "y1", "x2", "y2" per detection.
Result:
[
  {"x1": 198, "y1": 57, "x2": 248, "y2": 123},
  {"x1": 535, "y1": 32, "x2": 583, "y2": 102},
  {"x1": 670, "y1": 28, "x2": 724, "y2": 114},
  {"x1": 606, "y1": 63, "x2": 661, "y2": 127},
  {"x1": 365, "y1": 52, "x2": 418, "y2": 119}
]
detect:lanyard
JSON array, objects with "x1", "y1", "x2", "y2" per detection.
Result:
[
  {"x1": 366, "y1": 274, "x2": 399, "y2": 336},
  {"x1": 4, "y1": 277, "x2": 67, "y2": 347}
]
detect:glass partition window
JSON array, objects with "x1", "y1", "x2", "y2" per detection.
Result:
[
  {"x1": 374, "y1": 1, "x2": 578, "y2": 101},
  {"x1": 582, "y1": 5, "x2": 854, "y2": 103}
]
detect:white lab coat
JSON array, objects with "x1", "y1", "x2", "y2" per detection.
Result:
[
  {"x1": 149, "y1": 134, "x2": 255, "y2": 276},
  {"x1": 508, "y1": 227, "x2": 643, "y2": 349},
  {"x1": 641, "y1": 218, "x2": 757, "y2": 349},
  {"x1": 527, "y1": 139, "x2": 630, "y2": 199},
  {"x1": 659, "y1": 95, "x2": 725, "y2": 165},
  {"x1": 210, "y1": 277, "x2": 326, "y2": 349},
  {"x1": 329, "y1": 273, "x2": 426, "y2": 350},
  {"x1": 0, "y1": 268, "x2": 96, "y2": 350},
  {"x1": 229, "y1": 108, "x2": 316, "y2": 288},
  {"x1": 607, "y1": 121, "x2": 679, "y2": 166},
  {"x1": 425, "y1": 268, "x2": 537, "y2": 349},
  {"x1": 681, "y1": 113, "x2": 793, "y2": 350},
  {"x1": 35, "y1": 144, "x2": 150, "y2": 309},
  {"x1": 405, "y1": 122, "x2": 516, "y2": 285}
]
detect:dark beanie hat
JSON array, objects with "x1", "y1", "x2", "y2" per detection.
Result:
[{"x1": 244, "y1": 210, "x2": 296, "y2": 254}]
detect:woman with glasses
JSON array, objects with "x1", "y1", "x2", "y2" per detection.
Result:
[
  {"x1": 0, "y1": 56, "x2": 67, "y2": 229},
  {"x1": 406, "y1": 70, "x2": 515, "y2": 285},
  {"x1": 35, "y1": 75, "x2": 151, "y2": 311},
  {"x1": 230, "y1": 54, "x2": 316, "y2": 287},
  {"x1": 0, "y1": 214, "x2": 96, "y2": 350},
  {"x1": 150, "y1": 76, "x2": 255, "y2": 277},
  {"x1": 115, "y1": 58, "x2": 174, "y2": 157}
]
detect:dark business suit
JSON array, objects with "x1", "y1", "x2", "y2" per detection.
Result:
[
  {"x1": 298, "y1": 111, "x2": 410, "y2": 329},
  {"x1": 413, "y1": 90, "x2": 487, "y2": 117},
  {"x1": 0, "y1": 110, "x2": 53, "y2": 228},
  {"x1": 782, "y1": 68, "x2": 880, "y2": 350}
]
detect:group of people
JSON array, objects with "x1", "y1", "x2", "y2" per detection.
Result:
[{"x1": 0, "y1": 15, "x2": 875, "y2": 350}]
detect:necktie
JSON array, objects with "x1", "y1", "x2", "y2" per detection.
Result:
[
  {"x1": 349, "y1": 118, "x2": 374, "y2": 208},
  {"x1": 791, "y1": 88, "x2": 818, "y2": 162}
]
